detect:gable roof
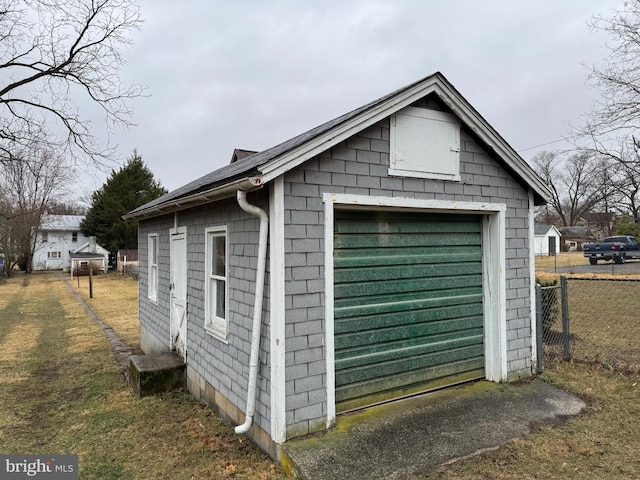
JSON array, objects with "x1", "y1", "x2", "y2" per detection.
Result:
[
  {"x1": 125, "y1": 72, "x2": 551, "y2": 220},
  {"x1": 72, "y1": 241, "x2": 110, "y2": 255},
  {"x1": 534, "y1": 223, "x2": 561, "y2": 236},
  {"x1": 558, "y1": 226, "x2": 595, "y2": 238},
  {"x1": 581, "y1": 212, "x2": 616, "y2": 224},
  {"x1": 40, "y1": 214, "x2": 84, "y2": 231}
]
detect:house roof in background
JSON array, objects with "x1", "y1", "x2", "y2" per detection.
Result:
[
  {"x1": 581, "y1": 212, "x2": 615, "y2": 224},
  {"x1": 70, "y1": 252, "x2": 105, "y2": 260},
  {"x1": 126, "y1": 72, "x2": 552, "y2": 220},
  {"x1": 534, "y1": 224, "x2": 561, "y2": 236},
  {"x1": 558, "y1": 226, "x2": 594, "y2": 238},
  {"x1": 72, "y1": 241, "x2": 110, "y2": 255},
  {"x1": 40, "y1": 214, "x2": 84, "y2": 231}
]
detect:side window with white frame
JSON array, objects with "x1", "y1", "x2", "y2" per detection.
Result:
[
  {"x1": 389, "y1": 106, "x2": 461, "y2": 181},
  {"x1": 205, "y1": 226, "x2": 228, "y2": 339},
  {"x1": 148, "y1": 233, "x2": 158, "y2": 302}
]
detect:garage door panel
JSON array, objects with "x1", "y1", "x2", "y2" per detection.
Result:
[
  {"x1": 335, "y1": 289, "x2": 483, "y2": 313},
  {"x1": 334, "y1": 261, "x2": 482, "y2": 283},
  {"x1": 336, "y1": 343, "x2": 484, "y2": 386},
  {"x1": 336, "y1": 326, "x2": 484, "y2": 369},
  {"x1": 335, "y1": 347, "x2": 484, "y2": 396},
  {"x1": 334, "y1": 212, "x2": 481, "y2": 234},
  {"x1": 334, "y1": 232, "x2": 481, "y2": 249},
  {"x1": 334, "y1": 274, "x2": 482, "y2": 300},
  {"x1": 334, "y1": 209, "x2": 484, "y2": 411},
  {"x1": 335, "y1": 248, "x2": 482, "y2": 268},
  {"x1": 335, "y1": 362, "x2": 485, "y2": 409},
  {"x1": 335, "y1": 302, "x2": 484, "y2": 333},
  {"x1": 336, "y1": 315, "x2": 484, "y2": 349}
]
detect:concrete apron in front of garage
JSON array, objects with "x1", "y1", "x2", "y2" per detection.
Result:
[{"x1": 281, "y1": 379, "x2": 585, "y2": 480}]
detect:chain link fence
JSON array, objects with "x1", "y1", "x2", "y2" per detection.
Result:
[
  {"x1": 121, "y1": 263, "x2": 139, "y2": 279},
  {"x1": 536, "y1": 279, "x2": 568, "y2": 370},
  {"x1": 538, "y1": 276, "x2": 640, "y2": 374}
]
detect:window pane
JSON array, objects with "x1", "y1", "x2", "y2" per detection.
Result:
[
  {"x1": 215, "y1": 279, "x2": 225, "y2": 319},
  {"x1": 208, "y1": 278, "x2": 215, "y2": 314},
  {"x1": 213, "y1": 236, "x2": 225, "y2": 277},
  {"x1": 151, "y1": 265, "x2": 157, "y2": 286}
]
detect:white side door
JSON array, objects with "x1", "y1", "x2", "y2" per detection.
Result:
[{"x1": 170, "y1": 227, "x2": 187, "y2": 360}]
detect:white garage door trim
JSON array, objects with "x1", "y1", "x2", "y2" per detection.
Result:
[{"x1": 323, "y1": 193, "x2": 507, "y2": 429}]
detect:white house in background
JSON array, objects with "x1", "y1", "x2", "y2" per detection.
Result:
[
  {"x1": 534, "y1": 224, "x2": 562, "y2": 256},
  {"x1": 33, "y1": 214, "x2": 110, "y2": 272},
  {"x1": 33, "y1": 215, "x2": 88, "y2": 271}
]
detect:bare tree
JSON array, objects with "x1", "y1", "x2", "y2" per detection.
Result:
[
  {"x1": 532, "y1": 151, "x2": 610, "y2": 226},
  {"x1": 580, "y1": 1, "x2": 640, "y2": 141},
  {"x1": 575, "y1": 138, "x2": 640, "y2": 220},
  {"x1": 600, "y1": 141, "x2": 640, "y2": 221},
  {"x1": 0, "y1": 148, "x2": 71, "y2": 274},
  {"x1": 0, "y1": 0, "x2": 144, "y2": 167},
  {"x1": 565, "y1": 2, "x2": 640, "y2": 231}
]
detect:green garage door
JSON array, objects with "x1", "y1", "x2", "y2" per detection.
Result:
[{"x1": 334, "y1": 209, "x2": 485, "y2": 412}]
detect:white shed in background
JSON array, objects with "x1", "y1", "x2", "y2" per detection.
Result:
[{"x1": 534, "y1": 224, "x2": 562, "y2": 256}]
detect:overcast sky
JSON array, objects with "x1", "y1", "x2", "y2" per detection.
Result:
[{"x1": 84, "y1": 0, "x2": 621, "y2": 195}]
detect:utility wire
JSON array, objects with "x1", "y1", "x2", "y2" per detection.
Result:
[{"x1": 517, "y1": 136, "x2": 579, "y2": 153}]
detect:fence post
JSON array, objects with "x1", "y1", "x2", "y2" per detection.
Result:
[
  {"x1": 561, "y1": 274, "x2": 570, "y2": 359},
  {"x1": 89, "y1": 265, "x2": 94, "y2": 299},
  {"x1": 535, "y1": 283, "x2": 543, "y2": 373}
]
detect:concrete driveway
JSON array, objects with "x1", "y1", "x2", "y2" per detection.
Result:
[{"x1": 282, "y1": 380, "x2": 585, "y2": 480}]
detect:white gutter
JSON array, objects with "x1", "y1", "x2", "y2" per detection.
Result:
[
  {"x1": 234, "y1": 189, "x2": 269, "y2": 435},
  {"x1": 123, "y1": 177, "x2": 263, "y2": 221}
]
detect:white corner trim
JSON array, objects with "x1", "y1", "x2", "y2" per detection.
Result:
[
  {"x1": 528, "y1": 189, "x2": 538, "y2": 373},
  {"x1": 482, "y1": 212, "x2": 508, "y2": 382},
  {"x1": 269, "y1": 177, "x2": 287, "y2": 443},
  {"x1": 322, "y1": 193, "x2": 509, "y2": 420},
  {"x1": 323, "y1": 196, "x2": 336, "y2": 429}
]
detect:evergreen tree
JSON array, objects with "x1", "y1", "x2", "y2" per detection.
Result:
[
  {"x1": 81, "y1": 151, "x2": 166, "y2": 251},
  {"x1": 615, "y1": 213, "x2": 640, "y2": 238}
]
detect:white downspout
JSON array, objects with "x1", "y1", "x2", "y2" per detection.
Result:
[{"x1": 235, "y1": 189, "x2": 269, "y2": 434}]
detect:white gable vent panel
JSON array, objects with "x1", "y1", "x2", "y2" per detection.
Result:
[{"x1": 390, "y1": 106, "x2": 461, "y2": 181}]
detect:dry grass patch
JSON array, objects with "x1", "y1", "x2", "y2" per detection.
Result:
[
  {"x1": 0, "y1": 279, "x2": 19, "y2": 309},
  {"x1": 567, "y1": 279, "x2": 640, "y2": 373},
  {"x1": 0, "y1": 323, "x2": 41, "y2": 362},
  {"x1": 0, "y1": 272, "x2": 285, "y2": 480},
  {"x1": 535, "y1": 253, "x2": 585, "y2": 270},
  {"x1": 424, "y1": 363, "x2": 640, "y2": 479},
  {"x1": 74, "y1": 272, "x2": 142, "y2": 352},
  {"x1": 535, "y1": 272, "x2": 640, "y2": 372}
]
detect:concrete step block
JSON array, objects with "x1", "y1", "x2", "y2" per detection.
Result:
[{"x1": 129, "y1": 352, "x2": 186, "y2": 397}]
